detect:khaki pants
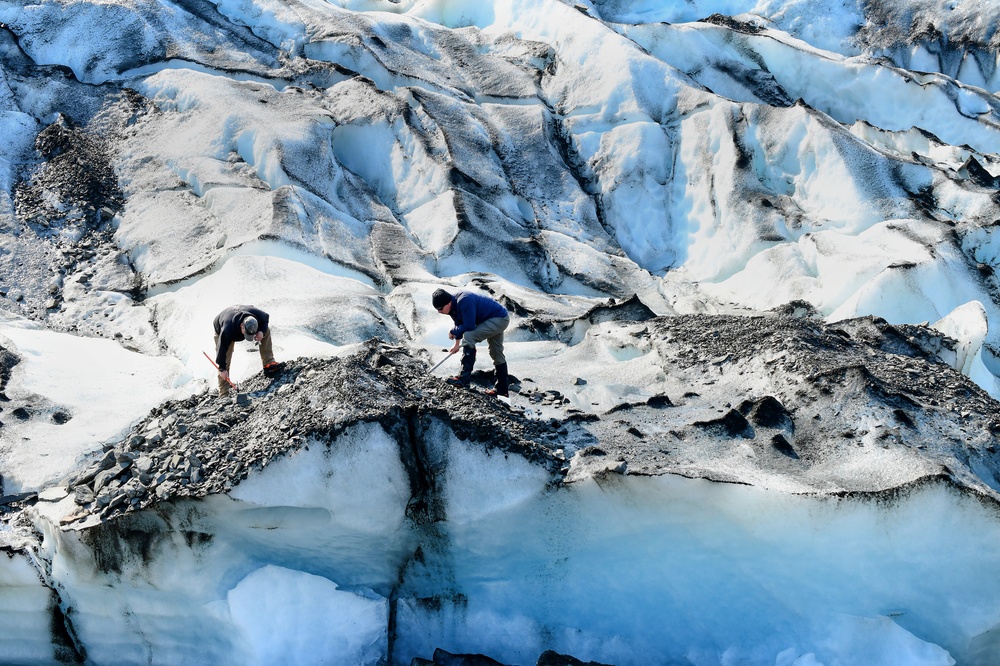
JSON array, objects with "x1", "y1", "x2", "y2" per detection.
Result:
[
  {"x1": 461, "y1": 316, "x2": 509, "y2": 366},
  {"x1": 214, "y1": 330, "x2": 275, "y2": 394}
]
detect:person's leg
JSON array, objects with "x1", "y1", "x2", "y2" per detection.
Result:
[
  {"x1": 451, "y1": 317, "x2": 509, "y2": 391},
  {"x1": 478, "y1": 317, "x2": 510, "y2": 395},
  {"x1": 464, "y1": 316, "x2": 508, "y2": 354},
  {"x1": 492, "y1": 361, "x2": 509, "y2": 396},
  {"x1": 482, "y1": 317, "x2": 509, "y2": 367},
  {"x1": 258, "y1": 329, "x2": 275, "y2": 367},
  {"x1": 214, "y1": 335, "x2": 235, "y2": 396},
  {"x1": 447, "y1": 339, "x2": 476, "y2": 387}
]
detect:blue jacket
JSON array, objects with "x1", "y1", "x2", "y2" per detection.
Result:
[{"x1": 448, "y1": 291, "x2": 508, "y2": 338}]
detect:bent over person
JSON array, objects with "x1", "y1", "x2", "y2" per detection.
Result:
[
  {"x1": 213, "y1": 305, "x2": 279, "y2": 396},
  {"x1": 432, "y1": 288, "x2": 511, "y2": 397}
]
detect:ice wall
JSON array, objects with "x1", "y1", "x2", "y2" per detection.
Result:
[{"x1": 6, "y1": 422, "x2": 1000, "y2": 665}]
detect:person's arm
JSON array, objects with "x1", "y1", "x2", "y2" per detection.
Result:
[
  {"x1": 450, "y1": 297, "x2": 478, "y2": 338},
  {"x1": 215, "y1": 323, "x2": 237, "y2": 370}
]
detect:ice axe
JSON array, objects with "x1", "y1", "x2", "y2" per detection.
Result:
[
  {"x1": 427, "y1": 348, "x2": 457, "y2": 374},
  {"x1": 203, "y1": 351, "x2": 239, "y2": 391}
]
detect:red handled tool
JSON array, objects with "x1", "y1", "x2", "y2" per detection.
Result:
[{"x1": 204, "y1": 351, "x2": 238, "y2": 390}]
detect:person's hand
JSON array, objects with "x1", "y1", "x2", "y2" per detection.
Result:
[
  {"x1": 219, "y1": 369, "x2": 229, "y2": 382},
  {"x1": 450, "y1": 340, "x2": 460, "y2": 354},
  {"x1": 254, "y1": 331, "x2": 263, "y2": 342}
]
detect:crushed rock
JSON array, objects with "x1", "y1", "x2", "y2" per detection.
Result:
[
  {"x1": 577, "y1": 311, "x2": 1000, "y2": 497},
  {"x1": 59, "y1": 341, "x2": 572, "y2": 527},
  {"x1": 7, "y1": 309, "x2": 1000, "y2": 531}
]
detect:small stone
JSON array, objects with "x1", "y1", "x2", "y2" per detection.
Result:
[
  {"x1": 74, "y1": 486, "x2": 95, "y2": 506},
  {"x1": 38, "y1": 486, "x2": 69, "y2": 502},
  {"x1": 116, "y1": 451, "x2": 137, "y2": 465},
  {"x1": 93, "y1": 468, "x2": 120, "y2": 491}
]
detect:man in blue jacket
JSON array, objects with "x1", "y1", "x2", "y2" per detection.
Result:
[
  {"x1": 432, "y1": 288, "x2": 511, "y2": 397},
  {"x1": 213, "y1": 305, "x2": 279, "y2": 396}
]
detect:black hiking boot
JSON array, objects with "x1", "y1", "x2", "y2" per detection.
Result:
[
  {"x1": 485, "y1": 362, "x2": 509, "y2": 397},
  {"x1": 447, "y1": 346, "x2": 476, "y2": 387}
]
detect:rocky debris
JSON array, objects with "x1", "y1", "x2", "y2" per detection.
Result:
[
  {"x1": 0, "y1": 345, "x2": 19, "y2": 393},
  {"x1": 13, "y1": 307, "x2": 1000, "y2": 529},
  {"x1": 571, "y1": 312, "x2": 1000, "y2": 496},
  {"x1": 703, "y1": 13, "x2": 768, "y2": 34},
  {"x1": 0, "y1": 491, "x2": 37, "y2": 508},
  {"x1": 59, "y1": 341, "x2": 569, "y2": 526},
  {"x1": 584, "y1": 294, "x2": 657, "y2": 326},
  {"x1": 13, "y1": 113, "x2": 124, "y2": 266},
  {"x1": 508, "y1": 294, "x2": 657, "y2": 344},
  {"x1": 0, "y1": 342, "x2": 75, "y2": 436},
  {"x1": 739, "y1": 395, "x2": 794, "y2": 431},
  {"x1": 771, "y1": 433, "x2": 799, "y2": 459},
  {"x1": 566, "y1": 444, "x2": 627, "y2": 482},
  {"x1": 522, "y1": 387, "x2": 570, "y2": 407},
  {"x1": 2, "y1": 105, "x2": 140, "y2": 328},
  {"x1": 412, "y1": 648, "x2": 505, "y2": 666},
  {"x1": 0, "y1": 345, "x2": 18, "y2": 433},
  {"x1": 769, "y1": 299, "x2": 819, "y2": 319},
  {"x1": 603, "y1": 394, "x2": 673, "y2": 415},
  {"x1": 12, "y1": 310, "x2": 1000, "y2": 530},
  {"x1": 536, "y1": 651, "x2": 614, "y2": 666},
  {"x1": 410, "y1": 648, "x2": 612, "y2": 666},
  {"x1": 693, "y1": 409, "x2": 754, "y2": 439}
]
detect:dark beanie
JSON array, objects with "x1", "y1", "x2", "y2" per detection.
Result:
[{"x1": 432, "y1": 289, "x2": 452, "y2": 309}]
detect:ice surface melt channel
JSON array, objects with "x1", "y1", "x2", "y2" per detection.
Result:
[
  {"x1": 145, "y1": 239, "x2": 376, "y2": 298},
  {"x1": 120, "y1": 60, "x2": 293, "y2": 91}
]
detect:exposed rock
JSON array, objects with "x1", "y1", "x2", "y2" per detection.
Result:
[
  {"x1": 412, "y1": 648, "x2": 508, "y2": 666},
  {"x1": 693, "y1": 409, "x2": 754, "y2": 439},
  {"x1": 38, "y1": 310, "x2": 1000, "y2": 526},
  {"x1": 37, "y1": 486, "x2": 68, "y2": 502},
  {"x1": 536, "y1": 651, "x2": 614, "y2": 666},
  {"x1": 511, "y1": 294, "x2": 658, "y2": 344},
  {"x1": 740, "y1": 396, "x2": 793, "y2": 431},
  {"x1": 771, "y1": 434, "x2": 799, "y2": 459},
  {"x1": 62, "y1": 341, "x2": 568, "y2": 525}
]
